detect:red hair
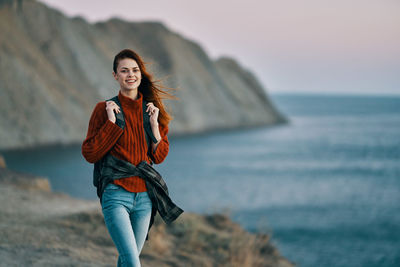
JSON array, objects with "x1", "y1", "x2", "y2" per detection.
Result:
[{"x1": 113, "y1": 49, "x2": 179, "y2": 127}]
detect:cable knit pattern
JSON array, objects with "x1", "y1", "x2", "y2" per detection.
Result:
[{"x1": 82, "y1": 90, "x2": 170, "y2": 192}]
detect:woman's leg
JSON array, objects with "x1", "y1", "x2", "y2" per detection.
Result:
[
  {"x1": 101, "y1": 184, "x2": 140, "y2": 267},
  {"x1": 130, "y1": 191, "x2": 153, "y2": 254}
]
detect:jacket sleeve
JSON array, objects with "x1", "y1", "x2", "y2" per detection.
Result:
[
  {"x1": 81, "y1": 102, "x2": 124, "y2": 163},
  {"x1": 150, "y1": 123, "x2": 169, "y2": 164}
]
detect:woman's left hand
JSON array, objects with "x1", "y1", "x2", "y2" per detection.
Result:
[{"x1": 146, "y1": 102, "x2": 159, "y2": 126}]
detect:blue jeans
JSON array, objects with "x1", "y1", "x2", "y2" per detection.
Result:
[{"x1": 101, "y1": 183, "x2": 152, "y2": 267}]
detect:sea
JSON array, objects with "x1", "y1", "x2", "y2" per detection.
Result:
[{"x1": 1, "y1": 93, "x2": 400, "y2": 267}]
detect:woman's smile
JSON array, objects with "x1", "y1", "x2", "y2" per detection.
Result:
[{"x1": 126, "y1": 79, "x2": 137, "y2": 84}]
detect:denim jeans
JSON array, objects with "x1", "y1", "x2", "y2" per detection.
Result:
[{"x1": 101, "y1": 183, "x2": 152, "y2": 267}]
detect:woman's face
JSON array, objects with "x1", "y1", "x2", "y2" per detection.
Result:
[{"x1": 113, "y1": 58, "x2": 142, "y2": 91}]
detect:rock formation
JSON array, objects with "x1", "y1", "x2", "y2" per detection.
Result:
[{"x1": 0, "y1": 0, "x2": 287, "y2": 150}]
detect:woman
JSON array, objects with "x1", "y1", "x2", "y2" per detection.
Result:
[{"x1": 82, "y1": 49, "x2": 176, "y2": 266}]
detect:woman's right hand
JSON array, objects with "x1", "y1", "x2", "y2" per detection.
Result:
[{"x1": 105, "y1": 101, "x2": 121, "y2": 123}]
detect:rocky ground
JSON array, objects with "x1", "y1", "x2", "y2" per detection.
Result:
[{"x1": 0, "y1": 157, "x2": 295, "y2": 267}]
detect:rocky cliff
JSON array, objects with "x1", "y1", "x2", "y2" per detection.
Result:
[{"x1": 0, "y1": 0, "x2": 287, "y2": 150}]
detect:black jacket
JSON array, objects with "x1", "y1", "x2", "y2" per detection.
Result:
[{"x1": 99, "y1": 153, "x2": 184, "y2": 241}]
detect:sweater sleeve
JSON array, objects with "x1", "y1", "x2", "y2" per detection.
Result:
[
  {"x1": 150, "y1": 123, "x2": 169, "y2": 164},
  {"x1": 81, "y1": 102, "x2": 124, "y2": 163}
]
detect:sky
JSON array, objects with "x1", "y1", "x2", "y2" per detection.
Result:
[{"x1": 38, "y1": 0, "x2": 400, "y2": 96}]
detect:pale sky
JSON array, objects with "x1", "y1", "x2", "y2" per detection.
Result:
[{"x1": 38, "y1": 0, "x2": 400, "y2": 96}]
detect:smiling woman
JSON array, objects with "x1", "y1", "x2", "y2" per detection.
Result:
[
  {"x1": 81, "y1": 48, "x2": 181, "y2": 266},
  {"x1": 114, "y1": 62, "x2": 141, "y2": 88}
]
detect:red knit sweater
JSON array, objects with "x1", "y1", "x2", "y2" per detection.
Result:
[{"x1": 81, "y1": 90, "x2": 169, "y2": 192}]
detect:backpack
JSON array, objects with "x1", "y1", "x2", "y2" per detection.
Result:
[{"x1": 92, "y1": 95, "x2": 158, "y2": 198}]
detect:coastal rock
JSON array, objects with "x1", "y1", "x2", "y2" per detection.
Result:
[
  {"x1": 0, "y1": 0, "x2": 287, "y2": 150},
  {"x1": 0, "y1": 154, "x2": 6, "y2": 168},
  {"x1": 0, "y1": 164, "x2": 51, "y2": 192}
]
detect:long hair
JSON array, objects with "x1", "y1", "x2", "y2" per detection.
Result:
[{"x1": 113, "y1": 49, "x2": 178, "y2": 127}]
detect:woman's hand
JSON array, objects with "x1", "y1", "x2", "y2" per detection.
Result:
[
  {"x1": 146, "y1": 102, "x2": 159, "y2": 126},
  {"x1": 146, "y1": 102, "x2": 162, "y2": 144},
  {"x1": 105, "y1": 100, "x2": 121, "y2": 123}
]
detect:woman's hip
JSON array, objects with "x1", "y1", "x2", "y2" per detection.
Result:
[{"x1": 101, "y1": 183, "x2": 152, "y2": 211}]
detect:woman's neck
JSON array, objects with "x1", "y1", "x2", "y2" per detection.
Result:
[{"x1": 120, "y1": 88, "x2": 139, "y2": 100}]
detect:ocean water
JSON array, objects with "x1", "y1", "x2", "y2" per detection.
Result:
[{"x1": 2, "y1": 93, "x2": 400, "y2": 266}]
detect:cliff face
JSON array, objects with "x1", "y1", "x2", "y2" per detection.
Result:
[{"x1": 0, "y1": 0, "x2": 287, "y2": 150}]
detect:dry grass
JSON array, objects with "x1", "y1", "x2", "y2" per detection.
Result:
[
  {"x1": 0, "y1": 166, "x2": 295, "y2": 266},
  {"x1": 141, "y1": 210, "x2": 295, "y2": 267}
]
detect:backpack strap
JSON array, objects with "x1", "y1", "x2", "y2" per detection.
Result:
[
  {"x1": 142, "y1": 99, "x2": 158, "y2": 165},
  {"x1": 93, "y1": 95, "x2": 125, "y2": 193},
  {"x1": 107, "y1": 96, "x2": 125, "y2": 130},
  {"x1": 142, "y1": 99, "x2": 159, "y2": 144}
]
